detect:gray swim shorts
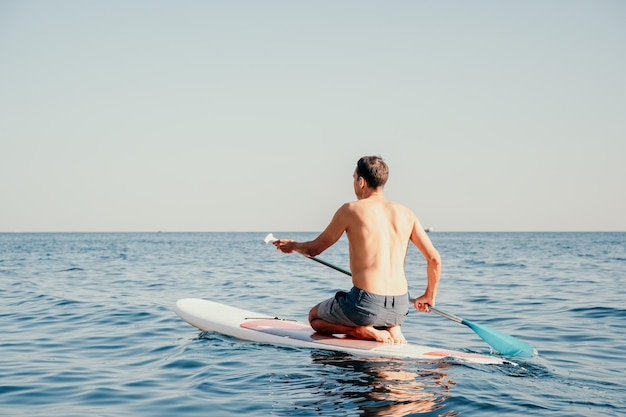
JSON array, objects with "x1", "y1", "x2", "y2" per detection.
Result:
[{"x1": 317, "y1": 287, "x2": 409, "y2": 328}]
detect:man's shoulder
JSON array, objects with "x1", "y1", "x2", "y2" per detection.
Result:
[{"x1": 345, "y1": 198, "x2": 413, "y2": 215}]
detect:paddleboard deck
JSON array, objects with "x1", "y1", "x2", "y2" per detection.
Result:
[{"x1": 175, "y1": 298, "x2": 511, "y2": 365}]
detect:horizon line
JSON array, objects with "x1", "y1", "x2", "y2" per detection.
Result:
[{"x1": 1, "y1": 230, "x2": 624, "y2": 234}]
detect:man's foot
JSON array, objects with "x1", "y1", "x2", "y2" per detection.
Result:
[
  {"x1": 309, "y1": 309, "x2": 405, "y2": 344},
  {"x1": 352, "y1": 326, "x2": 394, "y2": 344},
  {"x1": 388, "y1": 326, "x2": 407, "y2": 344}
]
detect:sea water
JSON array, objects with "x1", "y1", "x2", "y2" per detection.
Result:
[{"x1": 0, "y1": 232, "x2": 624, "y2": 416}]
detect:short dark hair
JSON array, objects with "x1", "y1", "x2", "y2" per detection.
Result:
[{"x1": 356, "y1": 156, "x2": 388, "y2": 189}]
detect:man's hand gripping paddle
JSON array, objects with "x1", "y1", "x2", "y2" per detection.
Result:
[
  {"x1": 263, "y1": 233, "x2": 536, "y2": 358},
  {"x1": 264, "y1": 233, "x2": 351, "y2": 275}
]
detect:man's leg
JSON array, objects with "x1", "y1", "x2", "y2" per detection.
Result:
[{"x1": 309, "y1": 304, "x2": 394, "y2": 344}]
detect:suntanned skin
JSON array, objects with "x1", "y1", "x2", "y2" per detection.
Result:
[{"x1": 274, "y1": 169, "x2": 441, "y2": 344}]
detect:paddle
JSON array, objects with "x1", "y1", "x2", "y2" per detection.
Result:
[
  {"x1": 425, "y1": 305, "x2": 536, "y2": 357},
  {"x1": 263, "y1": 233, "x2": 536, "y2": 358}
]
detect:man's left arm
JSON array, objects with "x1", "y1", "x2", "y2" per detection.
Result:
[{"x1": 410, "y1": 217, "x2": 441, "y2": 312}]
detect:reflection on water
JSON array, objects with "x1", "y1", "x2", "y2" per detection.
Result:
[{"x1": 272, "y1": 350, "x2": 460, "y2": 416}]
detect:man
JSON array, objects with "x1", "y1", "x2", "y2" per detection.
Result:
[{"x1": 273, "y1": 156, "x2": 441, "y2": 344}]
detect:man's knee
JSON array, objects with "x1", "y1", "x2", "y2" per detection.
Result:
[{"x1": 308, "y1": 304, "x2": 320, "y2": 323}]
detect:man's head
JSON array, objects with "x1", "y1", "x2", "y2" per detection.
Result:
[{"x1": 355, "y1": 156, "x2": 389, "y2": 189}]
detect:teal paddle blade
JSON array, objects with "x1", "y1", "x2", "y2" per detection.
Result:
[{"x1": 462, "y1": 319, "x2": 536, "y2": 358}]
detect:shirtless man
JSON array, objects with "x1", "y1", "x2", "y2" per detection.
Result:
[{"x1": 273, "y1": 156, "x2": 441, "y2": 344}]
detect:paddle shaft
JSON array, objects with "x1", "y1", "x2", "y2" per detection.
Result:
[
  {"x1": 308, "y1": 256, "x2": 352, "y2": 276},
  {"x1": 308, "y1": 255, "x2": 483, "y2": 325},
  {"x1": 428, "y1": 306, "x2": 463, "y2": 324}
]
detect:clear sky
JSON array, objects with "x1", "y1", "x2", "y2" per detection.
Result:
[{"x1": 1, "y1": 1, "x2": 624, "y2": 232}]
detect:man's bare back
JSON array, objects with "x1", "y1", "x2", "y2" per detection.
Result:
[
  {"x1": 273, "y1": 156, "x2": 441, "y2": 344},
  {"x1": 341, "y1": 195, "x2": 416, "y2": 296}
]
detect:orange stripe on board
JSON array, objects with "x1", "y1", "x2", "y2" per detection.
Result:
[
  {"x1": 425, "y1": 351, "x2": 492, "y2": 359},
  {"x1": 241, "y1": 319, "x2": 311, "y2": 331}
]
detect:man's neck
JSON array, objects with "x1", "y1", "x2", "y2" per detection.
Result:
[{"x1": 358, "y1": 188, "x2": 385, "y2": 200}]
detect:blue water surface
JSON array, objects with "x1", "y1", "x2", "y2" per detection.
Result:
[{"x1": 1, "y1": 232, "x2": 624, "y2": 416}]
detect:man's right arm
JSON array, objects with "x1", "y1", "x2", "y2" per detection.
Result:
[{"x1": 274, "y1": 204, "x2": 350, "y2": 257}]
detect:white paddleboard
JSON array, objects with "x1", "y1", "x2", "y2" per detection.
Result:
[{"x1": 175, "y1": 298, "x2": 511, "y2": 365}]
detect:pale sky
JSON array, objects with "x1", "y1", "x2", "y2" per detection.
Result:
[{"x1": 1, "y1": 1, "x2": 624, "y2": 232}]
